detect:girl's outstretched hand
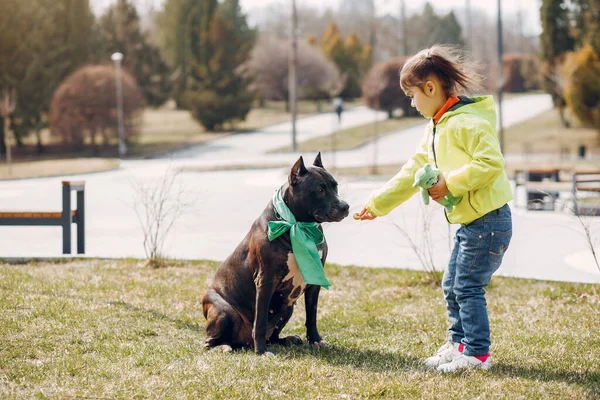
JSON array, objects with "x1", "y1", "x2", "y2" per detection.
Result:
[{"x1": 353, "y1": 208, "x2": 377, "y2": 221}]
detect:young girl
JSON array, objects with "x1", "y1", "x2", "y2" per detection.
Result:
[{"x1": 355, "y1": 45, "x2": 513, "y2": 373}]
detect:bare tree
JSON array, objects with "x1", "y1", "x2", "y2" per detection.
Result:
[
  {"x1": 242, "y1": 35, "x2": 344, "y2": 106},
  {"x1": 132, "y1": 163, "x2": 193, "y2": 268}
]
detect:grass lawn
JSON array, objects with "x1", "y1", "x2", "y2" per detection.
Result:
[
  {"x1": 0, "y1": 158, "x2": 119, "y2": 180},
  {"x1": 503, "y1": 108, "x2": 599, "y2": 156},
  {"x1": 1, "y1": 259, "x2": 599, "y2": 399},
  {"x1": 269, "y1": 117, "x2": 423, "y2": 153}
]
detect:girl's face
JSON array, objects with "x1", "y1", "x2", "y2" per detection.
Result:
[{"x1": 403, "y1": 77, "x2": 447, "y2": 119}]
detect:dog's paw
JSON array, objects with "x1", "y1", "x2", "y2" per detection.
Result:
[
  {"x1": 262, "y1": 351, "x2": 275, "y2": 358},
  {"x1": 310, "y1": 340, "x2": 329, "y2": 349},
  {"x1": 208, "y1": 344, "x2": 233, "y2": 353},
  {"x1": 282, "y1": 335, "x2": 303, "y2": 346}
]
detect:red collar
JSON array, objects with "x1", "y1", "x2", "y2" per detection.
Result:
[{"x1": 433, "y1": 94, "x2": 460, "y2": 124}]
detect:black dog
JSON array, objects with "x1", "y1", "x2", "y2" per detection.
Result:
[{"x1": 202, "y1": 153, "x2": 349, "y2": 355}]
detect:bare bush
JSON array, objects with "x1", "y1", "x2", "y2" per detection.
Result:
[
  {"x1": 389, "y1": 205, "x2": 450, "y2": 285},
  {"x1": 49, "y1": 64, "x2": 145, "y2": 152},
  {"x1": 132, "y1": 164, "x2": 193, "y2": 268},
  {"x1": 241, "y1": 35, "x2": 344, "y2": 103}
]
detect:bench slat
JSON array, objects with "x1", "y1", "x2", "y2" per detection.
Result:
[{"x1": 0, "y1": 210, "x2": 76, "y2": 219}]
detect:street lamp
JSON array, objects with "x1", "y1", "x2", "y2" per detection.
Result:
[
  {"x1": 496, "y1": 0, "x2": 504, "y2": 153},
  {"x1": 289, "y1": 0, "x2": 298, "y2": 152},
  {"x1": 111, "y1": 52, "x2": 127, "y2": 158}
]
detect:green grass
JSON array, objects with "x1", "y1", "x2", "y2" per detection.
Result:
[
  {"x1": 0, "y1": 158, "x2": 119, "y2": 180},
  {"x1": 270, "y1": 117, "x2": 423, "y2": 153},
  {"x1": 1, "y1": 259, "x2": 599, "y2": 399},
  {"x1": 504, "y1": 108, "x2": 599, "y2": 156}
]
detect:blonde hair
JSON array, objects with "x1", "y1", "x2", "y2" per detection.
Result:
[{"x1": 400, "y1": 45, "x2": 484, "y2": 96}]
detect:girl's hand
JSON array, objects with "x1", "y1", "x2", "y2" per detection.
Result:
[
  {"x1": 353, "y1": 208, "x2": 377, "y2": 220},
  {"x1": 428, "y1": 174, "x2": 450, "y2": 201}
]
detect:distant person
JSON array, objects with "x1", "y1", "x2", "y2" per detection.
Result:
[
  {"x1": 354, "y1": 45, "x2": 513, "y2": 373},
  {"x1": 333, "y1": 97, "x2": 343, "y2": 123}
]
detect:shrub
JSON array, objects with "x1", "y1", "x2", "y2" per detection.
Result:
[
  {"x1": 562, "y1": 45, "x2": 600, "y2": 131},
  {"x1": 49, "y1": 64, "x2": 145, "y2": 151},
  {"x1": 362, "y1": 57, "x2": 416, "y2": 118},
  {"x1": 489, "y1": 54, "x2": 541, "y2": 93}
]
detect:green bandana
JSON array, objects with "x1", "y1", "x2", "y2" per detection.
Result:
[{"x1": 267, "y1": 186, "x2": 331, "y2": 289}]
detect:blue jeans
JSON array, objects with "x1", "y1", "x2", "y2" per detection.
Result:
[{"x1": 443, "y1": 204, "x2": 512, "y2": 356}]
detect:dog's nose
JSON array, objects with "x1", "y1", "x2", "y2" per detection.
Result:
[{"x1": 340, "y1": 202, "x2": 349, "y2": 213}]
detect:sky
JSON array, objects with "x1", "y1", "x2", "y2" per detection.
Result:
[{"x1": 91, "y1": 0, "x2": 543, "y2": 35}]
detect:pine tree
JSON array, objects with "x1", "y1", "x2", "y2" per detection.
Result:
[
  {"x1": 180, "y1": 0, "x2": 255, "y2": 130},
  {"x1": 157, "y1": 0, "x2": 199, "y2": 106},
  {"x1": 540, "y1": 0, "x2": 575, "y2": 62},
  {"x1": 97, "y1": 0, "x2": 171, "y2": 106},
  {"x1": 540, "y1": 0, "x2": 576, "y2": 126}
]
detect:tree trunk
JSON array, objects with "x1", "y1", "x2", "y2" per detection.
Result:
[
  {"x1": 35, "y1": 128, "x2": 44, "y2": 154},
  {"x1": 0, "y1": 116, "x2": 5, "y2": 159}
]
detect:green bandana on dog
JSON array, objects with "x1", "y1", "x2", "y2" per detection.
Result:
[{"x1": 267, "y1": 186, "x2": 331, "y2": 289}]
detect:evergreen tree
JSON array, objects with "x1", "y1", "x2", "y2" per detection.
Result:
[
  {"x1": 97, "y1": 0, "x2": 171, "y2": 106},
  {"x1": 157, "y1": 0, "x2": 199, "y2": 106},
  {"x1": 540, "y1": 0, "x2": 576, "y2": 126},
  {"x1": 570, "y1": 0, "x2": 600, "y2": 52},
  {"x1": 406, "y1": 3, "x2": 464, "y2": 53},
  {"x1": 180, "y1": 0, "x2": 256, "y2": 130},
  {"x1": 540, "y1": 0, "x2": 575, "y2": 62}
]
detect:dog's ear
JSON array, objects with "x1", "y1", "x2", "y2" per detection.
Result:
[
  {"x1": 313, "y1": 152, "x2": 324, "y2": 168},
  {"x1": 289, "y1": 156, "x2": 308, "y2": 186}
]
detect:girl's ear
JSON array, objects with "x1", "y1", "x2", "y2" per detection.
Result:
[{"x1": 424, "y1": 80, "x2": 436, "y2": 96}]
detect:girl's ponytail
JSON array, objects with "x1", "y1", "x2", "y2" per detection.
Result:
[{"x1": 400, "y1": 45, "x2": 484, "y2": 96}]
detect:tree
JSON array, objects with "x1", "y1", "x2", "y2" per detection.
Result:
[
  {"x1": 362, "y1": 57, "x2": 414, "y2": 118},
  {"x1": 49, "y1": 65, "x2": 145, "y2": 152},
  {"x1": 570, "y1": 0, "x2": 600, "y2": 53},
  {"x1": 404, "y1": 3, "x2": 464, "y2": 54},
  {"x1": 156, "y1": 0, "x2": 198, "y2": 106},
  {"x1": 180, "y1": 0, "x2": 256, "y2": 130},
  {"x1": 0, "y1": 0, "x2": 95, "y2": 156},
  {"x1": 320, "y1": 22, "x2": 371, "y2": 98},
  {"x1": 562, "y1": 45, "x2": 600, "y2": 133},
  {"x1": 0, "y1": 0, "x2": 39, "y2": 157},
  {"x1": 242, "y1": 36, "x2": 344, "y2": 107},
  {"x1": 540, "y1": 0, "x2": 576, "y2": 126},
  {"x1": 96, "y1": 0, "x2": 171, "y2": 107}
]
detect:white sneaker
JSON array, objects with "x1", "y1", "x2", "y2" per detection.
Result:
[
  {"x1": 437, "y1": 354, "x2": 492, "y2": 373},
  {"x1": 424, "y1": 342, "x2": 462, "y2": 368}
]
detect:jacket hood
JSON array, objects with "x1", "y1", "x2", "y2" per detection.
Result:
[{"x1": 438, "y1": 95, "x2": 497, "y2": 129}]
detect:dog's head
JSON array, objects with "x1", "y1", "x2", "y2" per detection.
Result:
[{"x1": 286, "y1": 153, "x2": 349, "y2": 223}]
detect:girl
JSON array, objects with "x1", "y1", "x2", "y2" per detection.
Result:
[{"x1": 355, "y1": 45, "x2": 513, "y2": 373}]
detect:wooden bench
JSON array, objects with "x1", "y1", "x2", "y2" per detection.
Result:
[
  {"x1": 515, "y1": 169, "x2": 600, "y2": 214},
  {"x1": 571, "y1": 172, "x2": 600, "y2": 216},
  {"x1": 515, "y1": 169, "x2": 562, "y2": 210},
  {"x1": 0, "y1": 181, "x2": 85, "y2": 254}
]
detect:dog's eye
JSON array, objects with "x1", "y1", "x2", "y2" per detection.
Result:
[{"x1": 317, "y1": 187, "x2": 324, "y2": 194}]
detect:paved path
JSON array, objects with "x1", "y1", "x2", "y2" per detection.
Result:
[{"x1": 1, "y1": 94, "x2": 599, "y2": 284}]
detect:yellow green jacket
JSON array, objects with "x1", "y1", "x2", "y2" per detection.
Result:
[{"x1": 365, "y1": 95, "x2": 513, "y2": 225}]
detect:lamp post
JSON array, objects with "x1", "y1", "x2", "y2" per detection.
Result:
[
  {"x1": 289, "y1": 0, "x2": 298, "y2": 152},
  {"x1": 497, "y1": 0, "x2": 504, "y2": 153},
  {"x1": 111, "y1": 52, "x2": 127, "y2": 158}
]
